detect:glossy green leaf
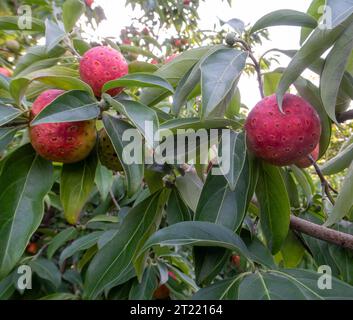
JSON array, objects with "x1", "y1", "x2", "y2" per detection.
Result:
[
  {"x1": 140, "y1": 46, "x2": 212, "y2": 106},
  {"x1": 62, "y1": 0, "x2": 85, "y2": 32},
  {"x1": 0, "y1": 127, "x2": 19, "y2": 152},
  {"x1": 0, "y1": 144, "x2": 53, "y2": 279},
  {"x1": 103, "y1": 73, "x2": 174, "y2": 93},
  {"x1": 277, "y1": 14, "x2": 353, "y2": 110},
  {"x1": 256, "y1": 162, "x2": 290, "y2": 254},
  {"x1": 320, "y1": 22, "x2": 353, "y2": 123},
  {"x1": 320, "y1": 142, "x2": 353, "y2": 175},
  {"x1": 166, "y1": 187, "x2": 192, "y2": 225},
  {"x1": 60, "y1": 152, "x2": 97, "y2": 225},
  {"x1": 201, "y1": 49, "x2": 247, "y2": 119},
  {"x1": 128, "y1": 61, "x2": 158, "y2": 74},
  {"x1": 102, "y1": 114, "x2": 144, "y2": 197},
  {"x1": 251, "y1": 10, "x2": 317, "y2": 34},
  {"x1": 0, "y1": 105, "x2": 21, "y2": 126},
  {"x1": 47, "y1": 227, "x2": 78, "y2": 259},
  {"x1": 45, "y1": 19, "x2": 66, "y2": 53},
  {"x1": 129, "y1": 266, "x2": 159, "y2": 300},
  {"x1": 0, "y1": 272, "x2": 15, "y2": 300},
  {"x1": 279, "y1": 231, "x2": 305, "y2": 268},
  {"x1": 31, "y1": 90, "x2": 99, "y2": 125},
  {"x1": 0, "y1": 16, "x2": 44, "y2": 32},
  {"x1": 238, "y1": 269, "x2": 353, "y2": 300},
  {"x1": 84, "y1": 190, "x2": 169, "y2": 299},
  {"x1": 95, "y1": 162, "x2": 114, "y2": 201},
  {"x1": 28, "y1": 258, "x2": 61, "y2": 288},
  {"x1": 263, "y1": 72, "x2": 282, "y2": 96},
  {"x1": 119, "y1": 45, "x2": 158, "y2": 59},
  {"x1": 326, "y1": 161, "x2": 353, "y2": 226},
  {"x1": 224, "y1": 18, "x2": 245, "y2": 34},
  {"x1": 175, "y1": 171, "x2": 203, "y2": 212}
]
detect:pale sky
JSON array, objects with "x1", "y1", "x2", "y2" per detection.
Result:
[{"x1": 93, "y1": 0, "x2": 313, "y2": 108}]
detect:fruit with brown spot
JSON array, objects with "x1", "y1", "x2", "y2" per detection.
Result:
[{"x1": 29, "y1": 89, "x2": 97, "y2": 163}]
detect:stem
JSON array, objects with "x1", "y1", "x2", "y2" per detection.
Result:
[
  {"x1": 290, "y1": 215, "x2": 353, "y2": 251},
  {"x1": 308, "y1": 155, "x2": 336, "y2": 204},
  {"x1": 110, "y1": 189, "x2": 120, "y2": 210},
  {"x1": 235, "y1": 39, "x2": 264, "y2": 98},
  {"x1": 337, "y1": 110, "x2": 353, "y2": 123}
]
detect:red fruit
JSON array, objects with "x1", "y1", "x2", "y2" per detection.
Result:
[
  {"x1": 142, "y1": 27, "x2": 149, "y2": 35},
  {"x1": 294, "y1": 144, "x2": 320, "y2": 168},
  {"x1": 168, "y1": 271, "x2": 177, "y2": 281},
  {"x1": 122, "y1": 38, "x2": 132, "y2": 45},
  {"x1": 153, "y1": 285, "x2": 170, "y2": 300},
  {"x1": 183, "y1": 0, "x2": 191, "y2": 5},
  {"x1": 79, "y1": 46, "x2": 128, "y2": 97},
  {"x1": 165, "y1": 53, "x2": 178, "y2": 64},
  {"x1": 174, "y1": 39, "x2": 182, "y2": 47},
  {"x1": 29, "y1": 90, "x2": 97, "y2": 163},
  {"x1": 26, "y1": 243, "x2": 38, "y2": 255},
  {"x1": 85, "y1": 0, "x2": 93, "y2": 7},
  {"x1": 245, "y1": 94, "x2": 321, "y2": 166},
  {"x1": 0, "y1": 67, "x2": 12, "y2": 77},
  {"x1": 151, "y1": 58, "x2": 158, "y2": 65},
  {"x1": 231, "y1": 255, "x2": 241, "y2": 268}
]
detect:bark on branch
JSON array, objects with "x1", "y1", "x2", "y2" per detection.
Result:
[{"x1": 290, "y1": 215, "x2": 353, "y2": 251}]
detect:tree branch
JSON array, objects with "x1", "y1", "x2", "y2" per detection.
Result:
[
  {"x1": 290, "y1": 215, "x2": 353, "y2": 251},
  {"x1": 337, "y1": 110, "x2": 353, "y2": 123}
]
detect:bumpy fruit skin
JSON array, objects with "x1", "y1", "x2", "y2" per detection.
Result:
[
  {"x1": 29, "y1": 89, "x2": 97, "y2": 163},
  {"x1": 98, "y1": 128, "x2": 123, "y2": 171},
  {"x1": 294, "y1": 144, "x2": 319, "y2": 168},
  {"x1": 79, "y1": 46, "x2": 128, "y2": 97},
  {"x1": 245, "y1": 94, "x2": 321, "y2": 166},
  {"x1": 153, "y1": 285, "x2": 170, "y2": 300},
  {"x1": 0, "y1": 67, "x2": 12, "y2": 77}
]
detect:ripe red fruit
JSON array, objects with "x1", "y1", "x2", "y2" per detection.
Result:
[
  {"x1": 294, "y1": 143, "x2": 319, "y2": 168},
  {"x1": 142, "y1": 27, "x2": 149, "y2": 35},
  {"x1": 29, "y1": 89, "x2": 97, "y2": 163},
  {"x1": 174, "y1": 39, "x2": 182, "y2": 47},
  {"x1": 231, "y1": 255, "x2": 241, "y2": 268},
  {"x1": 168, "y1": 271, "x2": 177, "y2": 281},
  {"x1": 122, "y1": 38, "x2": 132, "y2": 45},
  {"x1": 0, "y1": 67, "x2": 12, "y2": 77},
  {"x1": 79, "y1": 46, "x2": 128, "y2": 97},
  {"x1": 245, "y1": 94, "x2": 321, "y2": 166},
  {"x1": 153, "y1": 284, "x2": 170, "y2": 300},
  {"x1": 26, "y1": 242, "x2": 38, "y2": 255},
  {"x1": 85, "y1": 0, "x2": 93, "y2": 7},
  {"x1": 151, "y1": 58, "x2": 158, "y2": 65},
  {"x1": 165, "y1": 53, "x2": 178, "y2": 64},
  {"x1": 183, "y1": 0, "x2": 191, "y2": 5}
]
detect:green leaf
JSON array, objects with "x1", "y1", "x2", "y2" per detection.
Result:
[
  {"x1": 103, "y1": 73, "x2": 174, "y2": 93},
  {"x1": 45, "y1": 19, "x2": 66, "y2": 53},
  {"x1": 325, "y1": 161, "x2": 353, "y2": 226},
  {"x1": 0, "y1": 272, "x2": 15, "y2": 300},
  {"x1": 223, "y1": 18, "x2": 245, "y2": 34},
  {"x1": 119, "y1": 45, "x2": 158, "y2": 60},
  {"x1": 221, "y1": 131, "x2": 247, "y2": 190},
  {"x1": 320, "y1": 142, "x2": 353, "y2": 175},
  {"x1": 166, "y1": 187, "x2": 192, "y2": 225},
  {"x1": 0, "y1": 105, "x2": 21, "y2": 126},
  {"x1": 104, "y1": 95, "x2": 159, "y2": 148},
  {"x1": 128, "y1": 61, "x2": 158, "y2": 74},
  {"x1": 31, "y1": 90, "x2": 99, "y2": 125},
  {"x1": 84, "y1": 190, "x2": 169, "y2": 299},
  {"x1": 95, "y1": 162, "x2": 114, "y2": 201},
  {"x1": 129, "y1": 266, "x2": 159, "y2": 300},
  {"x1": 102, "y1": 114, "x2": 144, "y2": 197},
  {"x1": 201, "y1": 49, "x2": 247, "y2": 119},
  {"x1": 238, "y1": 269, "x2": 353, "y2": 300},
  {"x1": 320, "y1": 22, "x2": 353, "y2": 123},
  {"x1": 279, "y1": 231, "x2": 305, "y2": 268},
  {"x1": 294, "y1": 77, "x2": 332, "y2": 158},
  {"x1": 0, "y1": 144, "x2": 53, "y2": 279},
  {"x1": 251, "y1": 10, "x2": 317, "y2": 34},
  {"x1": 10, "y1": 66, "x2": 94, "y2": 105},
  {"x1": 276, "y1": 14, "x2": 353, "y2": 110},
  {"x1": 300, "y1": 0, "x2": 325, "y2": 44},
  {"x1": 28, "y1": 258, "x2": 61, "y2": 288},
  {"x1": 192, "y1": 276, "x2": 242, "y2": 300},
  {"x1": 0, "y1": 127, "x2": 18, "y2": 152},
  {"x1": 62, "y1": 0, "x2": 85, "y2": 32},
  {"x1": 59, "y1": 231, "x2": 103, "y2": 266},
  {"x1": 60, "y1": 152, "x2": 97, "y2": 225},
  {"x1": 290, "y1": 165, "x2": 314, "y2": 203},
  {"x1": 175, "y1": 171, "x2": 203, "y2": 212},
  {"x1": 47, "y1": 227, "x2": 78, "y2": 259},
  {"x1": 0, "y1": 16, "x2": 44, "y2": 32},
  {"x1": 263, "y1": 72, "x2": 282, "y2": 96},
  {"x1": 140, "y1": 46, "x2": 212, "y2": 106},
  {"x1": 256, "y1": 162, "x2": 290, "y2": 254},
  {"x1": 327, "y1": 0, "x2": 353, "y2": 28}
]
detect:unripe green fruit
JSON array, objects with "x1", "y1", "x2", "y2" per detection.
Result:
[
  {"x1": 5, "y1": 40, "x2": 20, "y2": 52},
  {"x1": 98, "y1": 128, "x2": 123, "y2": 171},
  {"x1": 225, "y1": 33, "x2": 237, "y2": 47}
]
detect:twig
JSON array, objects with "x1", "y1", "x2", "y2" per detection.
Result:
[
  {"x1": 290, "y1": 215, "x2": 353, "y2": 251},
  {"x1": 337, "y1": 110, "x2": 353, "y2": 123},
  {"x1": 235, "y1": 39, "x2": 264, "y2": 98},
  {"x1": 110, "y1": 189, "x2": 120, "y2": 210},
  {"x1": 308, "y1": 155, "x2": 336, "y2": 204}
]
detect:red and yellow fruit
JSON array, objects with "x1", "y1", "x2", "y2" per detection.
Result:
[
  {"x1": 26, "y1": 242, "x2": 38, "y2": 255},
  {"x1": 29, "y1": 89, "x2": 97, "y2": 163},
  {"x1": 97, "y1": 128, "x2": 123, "y2": 171},
  {"x1": 0, "y1": 67, "x2": 12, "y2": 77},
  {"x1": 153, "y1": 284, "x2": 170, "y2": 300},
  {"x1": 79, "y1": 46, "x2": 128, "y2": 97},
  {"x1": 245, "y1": 94, "x2": 321, "y2": 166}
]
